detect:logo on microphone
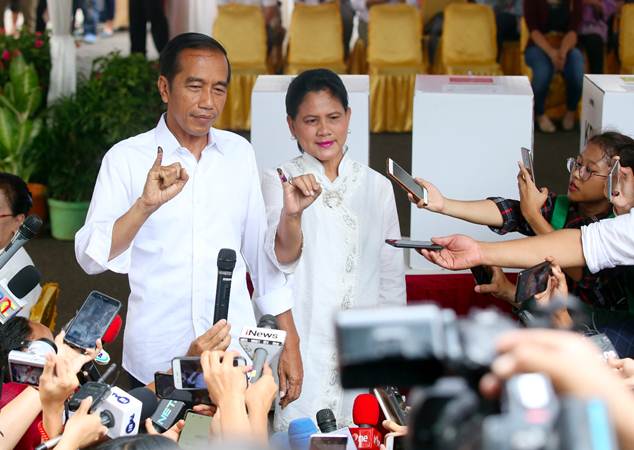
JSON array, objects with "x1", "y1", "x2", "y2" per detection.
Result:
[
  {"x1": 112, "y1": 392, "x2": 130, "y2": 404},
  {"x1": 126, "y1": 414, "x2": 136, "y2": 434}
]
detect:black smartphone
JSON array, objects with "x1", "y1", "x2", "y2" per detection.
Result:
[
  {"x1": 64, "y1": 291, "x2": 121, "y2": 350},
  {"x1": 373, "y1": 386, "x2": 408, "y2": 426},
  {"x1": 471, "y1": 265, "x2": 493, "y2": 285},
  {"x1": 178, "y1": 410, "x2": 213, "y2": 450},
  {"x1": 68, "y1": 381, "x2": 111, "y2": 411},
  {"x1": 387, "y1": 158, "x2": 428, "y2": 204},
  {"x1": 154, "y1": 371, "x2": 213, "y2": 406},
  {"x1": 385, "y1": 239, "x2": 443, "y2": 251},
  {"x1": 515, "y1": 261, "x2": 551, "y2": 305}
]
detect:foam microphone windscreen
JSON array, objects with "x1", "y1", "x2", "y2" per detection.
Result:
[
  {"x1": 352, "y1": 394, "x2": 380, "y2": 427},
  {"x1": 128, "y1": 387, "x2": 159, "y2": 422},
  {"x1": 7, "y1": 265, "x2": 40, "y2": 298},
  {"x1": 102, "y1": 315, "x2": 122, "y2": 343},
  {"x1": 21, "y1": 215, "x2": 43, "y2": 239},
  {"x1": 288, "y1": 417, "x2": 318, "y2": 450}
]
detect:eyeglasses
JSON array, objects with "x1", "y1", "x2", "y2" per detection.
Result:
[
  {"x1": 566, "y1": 157, "x2": 609, "y2": 181},
  {"x1": 0, "y1": 214, "x2": 13, "y2": 219}
]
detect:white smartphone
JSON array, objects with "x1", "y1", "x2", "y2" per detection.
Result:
[
  {"x1": 172, "y1": 356, "x2": 247, "y2": 390},
  {"x1": 310, "y1": 435, "x2": 349, "y2": 450},
  {"x1": 521, "y1": 147, "x2": 535, "y2": 183},
  {"x1": 386, "y1": 158, "x2": 428, "y2": 205},
  {"x1": 608, "y1": 159, "x2": 621, "y2": 202}
]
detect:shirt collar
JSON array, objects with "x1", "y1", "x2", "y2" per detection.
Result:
[
  {"x1": 154, "y1": 114, "x2": 224, "y2": 156},
  {"x1": 300, "y1": 148, "x2": 349, "y2": 180}
]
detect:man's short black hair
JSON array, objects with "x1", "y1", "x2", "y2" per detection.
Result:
[
  {"x1": 159, "y1": 32, "x2": 231, "y2": 85},
  {"x1": 285, "y1": 68, "x2": 349, "y2": 119}
]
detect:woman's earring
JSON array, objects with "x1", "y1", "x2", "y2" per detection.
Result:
[
  {"x1": 347, "y1": 129, "x2": 351, "y2": 135},
  {"x1": 290, "y1": 135, "x2": 296, "y2": 141}
]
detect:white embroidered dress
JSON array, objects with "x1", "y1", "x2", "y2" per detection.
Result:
[{"x1": 261, "y1": 152, "x2": 407, "y2": 430}]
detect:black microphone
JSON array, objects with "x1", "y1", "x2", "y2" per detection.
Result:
[
  {"x1": 213, "y1": 248, "x2": 236, "y2": 324},
  {"x1": 317, "y1": 408, "x2": 338, "y2": 433},
  {"x1": 150, "y1": 399, "x2": 187, "y2": 433},
  {"x1": 0, "y1": 215, "x2": 43, "y2": 270}
]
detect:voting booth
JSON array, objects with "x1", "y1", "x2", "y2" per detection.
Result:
[
  {"x1": 250, "y1": 75, "x2": 370, "y2": 173},
  {"x1": 580, "y1": 75, "x2": 634, "y2": 151},
  {"x1": 409, "y1": 75, "x2": 534, "y2": 272}
]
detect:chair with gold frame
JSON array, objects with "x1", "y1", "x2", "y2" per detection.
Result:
[
  {"x1": 367, "y1": 3, "x2": 424, "y2": 132},
  {"x1": 285, "y1": 2, "x2": 347, "y2": 74},
  {"x1": 213, "y1": 4, "x2": 269, "y2": 130},
  {"x1": 620, "y1": 4, "x2": 634, "y2": 74},
  {"x1": 439, "y1": 3, "x2": 503, "y2": 75},
  {"x1": 29, "y1": 282, "x2": 60, "y2": 331}
]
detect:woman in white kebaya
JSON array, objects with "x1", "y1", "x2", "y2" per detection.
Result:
[{"x1": 261, "y1": 69, "x2": 406, "y2": 430}]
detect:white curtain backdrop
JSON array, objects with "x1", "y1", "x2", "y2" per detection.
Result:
[
  {"x1": 47, "y1": 0, "x2": 76, "y2": 104},
  {"x1": 167, "y1": 0, "x2": 217, "y2": 37}
]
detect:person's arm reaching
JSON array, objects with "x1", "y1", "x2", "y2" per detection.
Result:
[
  {"x1": 0, "y1": 387, "x2": 41, "y2": 449},
  {"x1": 409, "y1": 178, "x2": 504, "y2": 227}
]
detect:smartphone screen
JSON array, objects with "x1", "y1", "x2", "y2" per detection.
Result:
[
  {"x1": 155, "y1": 371, "x2": 212, "y2": 405},
  {"x1": 385, "y1": 435, "x2": 407, "y2": 450},
  {"x1": 178, "y1": 411, "x2": 213, "y2": 450},
  {"x1": 608, "y1": 160, "x2": 621, "y2": 202},
  {"x1": 385, "y1": 239, "x2": 443, "y2": 251},
  {"x1": 310, "y1": 435, "x2": 349, "y2": 450},
  {"x1": 471, "y1": 265, "x2": 493, "y2": 285},
  {"x1": 9, "y1": 360, "x2": 43, "y2": 386},
  {"x1": 173, "y1": 357, "x2": 247, "y2": 391},
  {"x1": 64, "y1": 291, "x2": 121, "y2": 349},
  {"x1": 521, "y1": 147, "x2": 535, "y2": 182},
  {"x1": 387, "y1": 158, "x2": 428, "y2": 204},
  {"x1": 515, "y1": 261, "x2": 551, "y2": 304}
]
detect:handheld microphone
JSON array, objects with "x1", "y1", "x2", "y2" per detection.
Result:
[
  {"x1": 213, "y1": 248, "x2": 236, "y2": 324},
  {"x1": 317, "y1": 408, "x2": 338, "y2": 433},
  {"x1": 94, "y1": 386, "x2": 156, "y2": 438},
  {"x1": 150, "y1": 398, "x2": 187, "y2": 433},
  {"x1": 288, "y1": 417, "x2": 318, "y2": 450},
  {"x1": 239, "y1": 314, "x2": 286, "y2": 382},
  {"x1": 0, "y1": 215, "x2": 43, "y2": 270},
  {"x1": 0, "y1": 265, "x2": 41, "y2": 324},
  {"x1": 349, "y1": 394, "x2": 383, "y2": 450}
]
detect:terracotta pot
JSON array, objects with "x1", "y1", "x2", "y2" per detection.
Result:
[{"x1": 27, "y1": 182, "x2": 48, "y2": 222}]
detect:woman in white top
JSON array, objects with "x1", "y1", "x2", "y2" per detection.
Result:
[
  {"x1": 261, "y1": 69, "x2": 407, "y2": 430},
  {"x1": 0, "y1": 173, "x2": 41, "y2": 319}
]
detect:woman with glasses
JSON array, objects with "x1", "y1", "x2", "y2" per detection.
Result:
[
  {"x1": 407, "y1": 132, "x2": 632, "y2": 319},
  {"x1": 0, "y1": 173, "x2": 41, "y2": 319}
]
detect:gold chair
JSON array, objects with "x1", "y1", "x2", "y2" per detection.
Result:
[
  {"x1": 620, "y1": 4, "x2": 634, "y2": 74},
  {"x1": 29, "y1": 282, "x2": 60, "y2": 331},
  {"x1": 439, "y1": 3, "x2": 502, "y2": 75},
  {"x1": 213, "y1": 4, "x2": 269, "y2": 130},
  {"x1": 285, "y1": 2, "x2": 346, "y2": 74},
  {"x1": 368, "y1": 3, "x2": 424, "y2": 132},
  {"x1": 519, "y1": 18, "x2": 567, "y2": 119}
]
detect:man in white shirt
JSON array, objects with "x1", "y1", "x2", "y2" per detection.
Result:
[
  {"x1": 415, "y1": 210, "x2": 634, "y2": 273},
  {"x1": 75, "y1": 33, "x2": 301, "y2": 403}
]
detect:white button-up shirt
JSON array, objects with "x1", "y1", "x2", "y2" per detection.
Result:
[{"x1": 75, "y1": 116, "x2": 292, "y2": 383}]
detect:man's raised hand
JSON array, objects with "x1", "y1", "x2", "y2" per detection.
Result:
[{"x1": 140, "y1": 147, "x2": 189, "y2": 213}]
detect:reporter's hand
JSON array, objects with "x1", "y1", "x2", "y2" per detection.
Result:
[
  {"x1": 56, "y1": 397, "x2": 107, "y2": 450},
  {"x1": 247, "y1": 364, "x2": 278, "y2": 413},
  {"x1": 278, "y1": 170, "x2": 322, "y2": 217},
  {"x1": 201, "y1": 350, "x2": 249, "y2": 408},
  {"x1": 54, "y1": 331, "x2": 102, "y2": 375},
  {"x1": 407, "y1": 178, "x2": 444, "y2": 211},
  {"x1": 418, "y1": 234, "x2": 483, "y2": 270},
  {"x1": 278, "y1": 334, "x2": 303, "y2": 408},
  {"x1": 517, "y1": 162, "x2": 548, "y2": 224},
  {"x1": 382, "y1": 419, "x2": 407, "y2": 435},
  {"x1": 39, "y1": 354, "x2": 80, "y2": 409},
  {"x1": 146, "y1": 418, "x2": 185, "y2": 442},
  {"x1": 139, "y1": 147, "x2": 189, "y2": 214},
  {"x1": 474, "y1": 266, "x2": 517, "y2": 305},
  {"x1": 187, "y1": 320, "x2": 231, "y2": 356},
  {"x1": 192, "y1": 403, "x2": 218, "y2": 416}
]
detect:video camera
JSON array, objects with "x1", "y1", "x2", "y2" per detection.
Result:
[{"x1": 335, "y1": 304, "x2": 618, "y2": 450}]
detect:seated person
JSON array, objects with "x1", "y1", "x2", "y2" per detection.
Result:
[
  {"x1": 578, "y1": 0, "x2": 617, "y2": 74},
  {"x1": 524, "y1": 0, "x2": 584, "y2": 133},
  {"x1": 0, "y1": 173, "x2": 41, "y2": 319}
]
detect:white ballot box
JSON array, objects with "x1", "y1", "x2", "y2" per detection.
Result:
[
  {"x1": 410, "y1": 75, "x2": 534, "y2": 272},
  {"x1": 250, "y1": 75, "x2": 369, "y2": 173},
  {"x1": 580, "y1": 75, "x2": 634, "y2": 151}
]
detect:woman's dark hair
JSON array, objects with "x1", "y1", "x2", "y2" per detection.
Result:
[
  {"x1": 159, "y1": 32, "x2": 231, "y2": 85},
  {"x1": 0, "y1": 316, "x2": 31, "y2": 385},
  {"x1": 588, "y1": 131, "x2": 634, "y2": 161},
  {"x1": 285, "y1": 68, "x2": 349, "y2": 120},
  {"x1": 88, "y1": 435, "x2": 180, "y2": 450},
  {"x1": 0, "y1": 173, "x2": 32, "y2": 216}
]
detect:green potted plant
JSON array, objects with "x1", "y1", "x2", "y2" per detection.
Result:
[
  {"x1": 0, "y1": 54, "x2": 48, "y2": 219},
  {"x1": 44, "y1": 52, "x2": 163, "y2": 240}
]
